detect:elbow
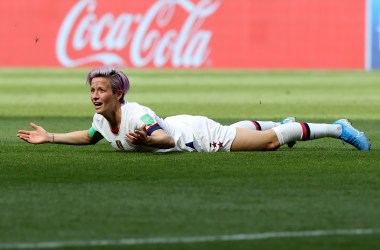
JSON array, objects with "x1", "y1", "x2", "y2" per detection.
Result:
[
  {"x1": 162, "y1": 136, "x2": 175, "y2": 149},
  {"x1": 168, "y1": 137, "x2": 175, "y2": 148}
]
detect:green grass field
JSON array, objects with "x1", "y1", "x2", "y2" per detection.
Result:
[{"x1": 0, "y1": 69, "x2": 379, "y2": 250}]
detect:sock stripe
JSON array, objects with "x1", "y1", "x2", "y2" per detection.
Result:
[
  {"x1": 250, "y1": 121, "x2": 261, "y2": 130},
  {"x1": 300, "y1": 122, "x2": 310, "y2": 140}
]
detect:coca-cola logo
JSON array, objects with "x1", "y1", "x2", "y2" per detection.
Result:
[{"x1": 56, "y1": 0, "x2": 221, "y2": 68}]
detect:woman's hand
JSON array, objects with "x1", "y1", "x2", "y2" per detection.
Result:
[
  {"x1": 127, "y1": 124, "x2": 175, "y2": 149},
  {"x1": 17, "y1": 123, "x2": 51, "y2": 144},
  {"x1": 127, "y1": 124, "x2": 149, "y2": 145}
]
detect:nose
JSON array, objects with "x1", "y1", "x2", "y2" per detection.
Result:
[{"x1": 91, "y1": 90, "x2": 99, "y2": 100}]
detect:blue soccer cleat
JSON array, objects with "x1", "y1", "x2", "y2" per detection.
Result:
[
  {"x1": 281, "y1": 117, "x2": 296, "y2": 125},
  {"x1": 281, "y1": 117, "x2": 296, "y2": 148},
  {"x1": 333, "y1": 119, "x2": 371, "y2": 151}
]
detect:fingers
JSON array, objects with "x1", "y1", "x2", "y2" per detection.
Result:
[
  {"x1": 126, "y1": 132, "x2": 135, "y2": 143},
  {"x1": 17, "y1": 123, "x2": 42, "y2": 144},
  {"x1": 126, "y1": 132, "x2": 141, "y2": 144},
  {"x1": 17, "y1": 130, "x2": 30, "y2": 135},
  {"x1": 141, "y1": 124, "x2": 147, "y2": 132},
  {"x1": 16, "y1": 133, "x2": 31, "y2": 143},
  {"x1": 127, "y1": 130, "x2": 147, "y2": 145},
  {"x1": 135, "y1": 125, "x2": 147, "y2": 137},
  {"x1": 134, "y1": 129, "x2": 146, "y2": 137},
  {"x1": 17, "y1": 124, "x2": 34, "y2": 140},
  {"x1": 126, "y1": 125, "x2": 150, "y2": 145},
  {"x1": 17, "y1": 122, "x2": 37, "y2": 136},
  {"x1": 30, "y1": 122, "x2": 38, "y2": 129},
  {"x1": 17, "y1": 123, "x2": 38, "y2": 135}
]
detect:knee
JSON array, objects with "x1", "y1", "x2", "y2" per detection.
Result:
[
  {"x1": 259, "y1": 130, "x2": 281, "y2": 151},
  {"x1": 263, "y1": 140, "x2": 280, "y2": 151}
]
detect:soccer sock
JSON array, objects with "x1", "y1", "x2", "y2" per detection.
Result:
[
  {"x1": 230, "y1": 120, "x2": 279, "y2": 131},
  {"x1": 272, "y1": 122, "x2": 342, "y2": 145}
]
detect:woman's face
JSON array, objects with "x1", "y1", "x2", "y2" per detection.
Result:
[{"x1": 90, "y1": 77, "x2": 120, "y2": 115}]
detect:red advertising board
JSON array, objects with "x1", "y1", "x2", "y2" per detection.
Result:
[{"x1": 0, "y1": 0, "x2": 365, "y2": 69}]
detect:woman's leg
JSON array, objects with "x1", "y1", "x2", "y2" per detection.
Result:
[
  {"x1": 230, "y1": 117, "x2": 296, "y2": 150},
  {"x1": 230, "y1": 117, "x2": 295, "y2": 131},
  {"x1": 230, "y1": 128, "x2": 280, "y2": 151},
  {"x1": 230, "y1": 119, "x2": 370, "y2": 151},
  {"x1": 230, "y1": 121, "x2": 339, "y2": 152}
]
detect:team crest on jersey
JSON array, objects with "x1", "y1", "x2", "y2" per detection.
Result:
[
  {"x1": 140, "y1": 114, "x2": 155, "y2": 126},
  {"x1": 115, "y1": 140, "x2": 125, "y2": 151}
]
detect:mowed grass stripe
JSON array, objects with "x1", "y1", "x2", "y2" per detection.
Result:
[
  {"x1": 1, "y1": 69, "x2": 380, "y2": 119},
  {"x1": 1, "y1": 228, "x2": 380, "y2": 249}
]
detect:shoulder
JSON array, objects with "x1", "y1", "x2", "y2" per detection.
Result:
[
  {"x1": 124, "y1": 102, "x2": 155, "y2": 116},
  {"x1": 92, "y1": 113, "x2": 106, "y2": 129},
  {"x1": 93, "y1": 113, "x2": 105, "y2": 122},
  {"x1": 125, "y1": 101, "x2": 146, "y2": 110},
  {"x1": 123, "y1": 102, "x2": 161, "y2": 126}
]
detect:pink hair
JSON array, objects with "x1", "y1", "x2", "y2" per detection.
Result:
[{"x1": 87, "y1": 66, "x2": 130, "y2": 104}]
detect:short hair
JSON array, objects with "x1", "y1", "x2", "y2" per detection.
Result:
[{"x1": 86, "y1": 66, "x2": 130, "y2": 104}]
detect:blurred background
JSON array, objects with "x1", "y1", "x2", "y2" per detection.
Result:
[{"x1": 1, "y1": 0, "x2": 379, "y2": 70}]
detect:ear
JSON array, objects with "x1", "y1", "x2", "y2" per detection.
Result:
[{"x1": 116, "y1": 90, "x2": 123, "y2": 102}]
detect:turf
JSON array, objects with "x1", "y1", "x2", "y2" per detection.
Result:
[{"x1": 0, "y1": 69, "x2": 379, "y2": 250}]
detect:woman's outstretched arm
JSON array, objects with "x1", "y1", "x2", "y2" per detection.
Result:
[{"x1": 17, "y1": 123, "x2": 93, "y2": 145}]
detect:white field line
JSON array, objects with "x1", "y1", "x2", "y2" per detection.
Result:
[{"x1": 1, "y1": 228, "x2": 380, "y2": 249}]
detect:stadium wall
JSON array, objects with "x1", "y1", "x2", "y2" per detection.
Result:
[{"x1": 0, "y1": 0, "x2": 378, "y2": 69}]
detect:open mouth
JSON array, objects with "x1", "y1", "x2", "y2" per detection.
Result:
[{"x1": 93, "y1": 102, "x2": 103, "y2": 109}]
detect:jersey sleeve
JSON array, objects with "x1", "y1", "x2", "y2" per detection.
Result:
[
  {"x1": 140, "y1": 113, "x2": 162, "y2": 135},
  {"x1": 89, "y1": 114, "x2": 104, "y2": 144},
  {"x1": 88, "y1": 127, "x2": 104, "y2": 144}
]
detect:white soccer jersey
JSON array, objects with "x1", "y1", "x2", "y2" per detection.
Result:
[{"x1": 90, "y1": 102, "x2": 236, "y2": 153}]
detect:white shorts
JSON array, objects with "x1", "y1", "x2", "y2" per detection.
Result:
[{"x1": 165, "y1": 115, "x2": 237, "y2": 152}]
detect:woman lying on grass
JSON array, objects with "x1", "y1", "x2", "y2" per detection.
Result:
[{"x1": 17, "y1": 66, "x2": 371, "y2": 152}]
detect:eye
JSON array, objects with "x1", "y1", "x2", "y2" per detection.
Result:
[{"x1": 90, "y1": 88, "x2": 95, "y2": 93}]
